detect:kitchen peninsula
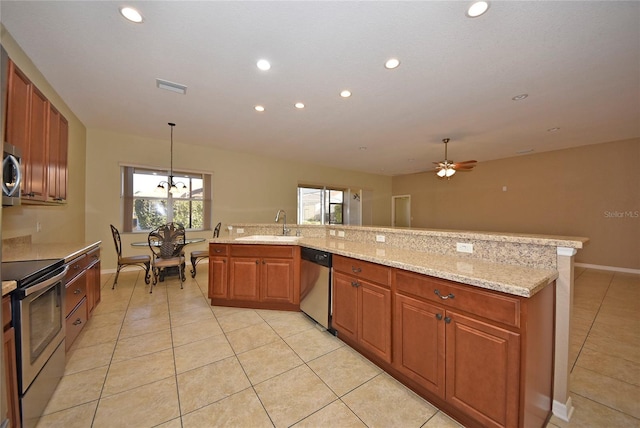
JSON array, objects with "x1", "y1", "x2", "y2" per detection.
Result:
[{"x1": 210, "y1": 224, "x2": 587, "y2": 428}]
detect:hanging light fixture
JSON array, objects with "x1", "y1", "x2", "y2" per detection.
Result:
[{"x1": 157, "y1": 122, "x2": 187, "y2": 195}]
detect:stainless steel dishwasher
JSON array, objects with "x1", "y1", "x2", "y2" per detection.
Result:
[{"x1": 300, "y1": 247, "x2": 332, "y2": 330}]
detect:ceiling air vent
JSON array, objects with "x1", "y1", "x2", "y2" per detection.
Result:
[{"x1": 156, "y1": 79, "x2": 187, "y2": 95}]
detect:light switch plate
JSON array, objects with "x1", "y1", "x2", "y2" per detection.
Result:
[
  {"x1": 338, "y1": 231, "x2": 345, "y2": 237},
  {"x1": 236, "y1": 228, "x2": 244, "y2": 234},
  {"x1": 376, "y1": 235, "x2": 386, "y2": 243},
  {"x1": 329, "y1": 230, "x2": 336, "y2": 236}
]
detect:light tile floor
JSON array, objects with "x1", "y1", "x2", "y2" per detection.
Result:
[{"x1": 35, "y1": 266, "x2": 639, "y2": 427}]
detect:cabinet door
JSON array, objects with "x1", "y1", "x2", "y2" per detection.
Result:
[
  {"x1": 446, "y1": 311, "x2": 520, "y2": 428},
  {"x1": 86, "y1": 260, "x2": 101, "y2": 316},
  {"x1": 47, "y1": 104, "x2": 60, "y2": 201},
  {"x1": 358, "y1": 280, "x2": 392, "y2": 363},
  {"x1": 57, "y1": 115, "x2": 68, "y2": 201},
  {"x1": 393, "y1": 293, "x2": 445, "y2": 398},
  {"x1": 208, "y1": 257, "x2": 228, "y2": 299},
  {"x1": 25, "y1": 86, "x2": 48, "y2": 201},
  {"x1": 332, "y1": 271, "x2": 358, "y2": 343},
  {"x1": 6, "y1": 60, "x2": 30, "y2": 162},
  {"x1": 229, "y1": 258, "x2": 260, "y2": 301},
  {"x1": 260, "y1": 258, "x2": 294, "y2": 303},
  {"x1": 4, "y1": 326, "x2": 21, "y2": 428}
]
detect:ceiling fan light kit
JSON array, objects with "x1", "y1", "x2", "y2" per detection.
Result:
[{"x1": 434, "y1": 138, "x2": 477, "y2": 179}]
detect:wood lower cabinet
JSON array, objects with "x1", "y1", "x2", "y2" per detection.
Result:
[
  {"x1": 3, "y1": 296, "x2": 21, "y2": 428},
  {"x1": 64, "y1": 247, "x2": 101, "y2": 350},
  {"x1": 208, "y1": 244, "x2": 229, "y2": 299},
  {"x1": 209, "y1": 244, "x2": 299, "y2": 310},
  {"x1": 392, "y1": 269, "x2": 554, "y2": 428},
  {"x1": 332, "y1": 255, "x2": 392, "y2": 363}
]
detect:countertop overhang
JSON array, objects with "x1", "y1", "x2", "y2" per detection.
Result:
[{"x1": 211, "y1": 236, "x2": 558, "y2": 298}]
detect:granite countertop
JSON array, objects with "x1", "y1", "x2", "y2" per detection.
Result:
[
  {"x1": 2, "y1": 241, "x2": 101, "y2": 263},
  {"x1": 211, "y1": 236, "x2": 558, "y2": 298}
]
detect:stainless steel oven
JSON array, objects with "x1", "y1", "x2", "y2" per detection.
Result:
[{"x1": 4, "y1": 259, "x2": 67, "y2": 428}]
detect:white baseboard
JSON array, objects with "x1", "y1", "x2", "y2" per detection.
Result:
[{"x1": 575, "y1": 263, "x2": 640, "y2": 275}]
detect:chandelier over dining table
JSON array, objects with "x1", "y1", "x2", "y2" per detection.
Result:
[{"x1": 157, "y1": 122, "x2": 187, "y2": 194}]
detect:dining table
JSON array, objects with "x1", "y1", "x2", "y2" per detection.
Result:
[{"x1": 131, "y1": 237, "x2": 206, "y2": 281}]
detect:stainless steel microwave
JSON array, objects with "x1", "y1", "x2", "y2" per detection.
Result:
[{"x1": 3, "y1": 141, "x2": 22, "y2": 206}]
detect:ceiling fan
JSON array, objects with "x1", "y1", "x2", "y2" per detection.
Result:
[{"x1": 433, "y1": 138, "x2": 477, "y2": 178}]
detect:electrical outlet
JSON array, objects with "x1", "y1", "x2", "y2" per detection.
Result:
[
  {"x1": 236, "y1": 228, "x2": 244, "y2": 234},
  {"x1": 456, "y1": 242, "x2": 473, "y2": 253},
  {"x1": 329, "y1": 230, "x2": 336, "y2": 236},
  {"x1": 36, "y1": 222, "x2": 42, "y2": 232},
  {"x1": 376, "y1": 235, "x2": 386, "y2": 243},
  {"x1": 337, "y1": 231, "x2": 345, "y2": 237}
]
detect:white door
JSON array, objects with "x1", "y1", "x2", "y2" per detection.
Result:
[{"x1": 392, "y1": 195, "x2": 411, "y2": 227}]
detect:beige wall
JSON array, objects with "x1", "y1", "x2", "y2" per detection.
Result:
[
  {"x1": 85, "y1": 128, "x2": 392, "y2": 270},
  {"x1": 1, "y1": 26, "x2": 87, "y2": 244},
  {"x1": 392, "y1": 138, "x2": 640, "y2": 270}
]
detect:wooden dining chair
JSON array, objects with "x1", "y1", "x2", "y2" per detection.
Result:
[
  {"x1": 110, "y1": 224, "x2": 151, "y2": 288},
  {"x1": 190, "y1": 222, "x2": 221, "y2": 278},
  {"x1": 147, "y1": 222, "x2": 187, "y2": 292}
]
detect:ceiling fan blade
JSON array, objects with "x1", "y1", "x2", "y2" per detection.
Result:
[
  {"x1": 454, "y1": 165, "x2": 476, "y2": 170},
  {"x1": 455, "y1": 160, "x2": 478, "y2": 165}
]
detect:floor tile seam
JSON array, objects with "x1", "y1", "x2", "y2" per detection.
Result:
[
  {"x1": 40, "y1": 398, "x2": 100, "y2": 423},
  {"x1": 177, "y1": 384, "x2": 257, "y2": 419},
  {"x1": 568, "y1": 390, "x2": 640, "y2": 421},
  {"x1": 287, "y1": 397, "x2": 364, "y2": 428},
  {"x1": 247, "y1": 384, "x2": 277, "y2": 427},
  {"x1": 570, "y1": 275, "x2": 612, "y2": 373},
  {"x1": 571, "y1": 363, "x2": 640, "y2": 389},
  {"x1": 244, "y1": 359, "x2": 307, "y2": 387},
  {"x1": 99, "y1": 371, "x2": 178, "y2": 401},
  {"x1": 303, "y1": 354, "x2": 381, "y2": 399}
]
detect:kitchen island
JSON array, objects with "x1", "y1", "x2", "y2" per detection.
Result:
[{"x1": 210, "y1": 224, "x2": 587, "y2": 427}]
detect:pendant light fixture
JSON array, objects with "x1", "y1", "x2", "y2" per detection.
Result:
[{"x1": 157, "y1": 122, "x2": 187, "y2": 195}]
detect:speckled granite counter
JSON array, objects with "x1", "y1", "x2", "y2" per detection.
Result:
[
  {"x1": 211, "y1": 236, "x2": 558, "y2": 298},
  {"x1": 2, "y1": 241, "x2": 101, "y2": 264}
]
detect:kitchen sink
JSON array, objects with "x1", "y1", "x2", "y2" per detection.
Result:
[{"x1": 234, "y1": 235, "x2": 301, "y2": 243}]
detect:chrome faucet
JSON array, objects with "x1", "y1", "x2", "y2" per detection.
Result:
[{"x1": 275, "y1": 209, "x2": 290, "y2": 235}]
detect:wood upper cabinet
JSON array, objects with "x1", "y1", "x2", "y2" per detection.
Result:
[
  {"x1": 5, "y1": 58, "x2": 69, "y2": 204},
  {"x1": 47, "y1": 104, "x2": 68, "y2": 202},
  {"x1": 211, "y1": 244, "x2": 299, "y2": 310},
  {"x1": 332, "y1": 255, "x2": 392, "y2": 363}
]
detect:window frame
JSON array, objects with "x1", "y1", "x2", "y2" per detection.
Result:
[
  {"x1": 121, "y1": 165, "x2": 212, "y2": 233},
  {"x1": 297, "y1": 185, "x2": 344, "y2": 225}
]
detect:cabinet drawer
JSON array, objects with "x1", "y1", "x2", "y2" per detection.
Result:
[
  {"x1": 395, "y1": 270, "x2": 521, "y2": 328},
  {"x1": 65, "y1": 253, "x2": 88, "y2": 284},
  {"x1": 333, "y1": 255, "x2": 392, "y2": 287},
  {"x1": 2, "y1": 296, "x2": 11, "y2": 329},
  {"x1": 65, "y1": 272, "x2": 87, "y2": 317},
  {"x1": 86, "y1": 247, "x2": 100, "y2": 266},
  {"x1": 65, "y1": 297, "x2": 87, "y2": 350},
  {"x1": 230, "y1": 244, "x2": 295, "y2": 259},
  {"x1": 209, "y1": 244, "x2": 229, "y2": 256}
]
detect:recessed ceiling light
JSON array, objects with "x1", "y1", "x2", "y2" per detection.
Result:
[
  {"x1": 254, "y1": 105, "x2": 265, "y2": 112},
  {"x1": 295, "y1": 102, "x2": 305, "y2": 109},
  {"x1": 340, "y1": 90, "x2": 352, "y2": 98},
  {"x1": 120, "y1": 7, "x2": 143, "y2": 23},
  {"x1": 547, "y1": 127, "x2": 560, "y2": 132},
  {"x1": 467, "y1": 1, "x2": 489, "y2": 18},
  {"x1": 256, "y1": 60, "x2": 271, "y2": 71},
  {"x1": 385, "y1": 58, "x2": 400, "y2": 69},
  {"x1": 512, "y1": 93, "x2": 528, "y2": 101}
]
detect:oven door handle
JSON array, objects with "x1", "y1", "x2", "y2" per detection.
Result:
[{"x1": 22, "y1": 266, "x2": 69, "y2": 297}]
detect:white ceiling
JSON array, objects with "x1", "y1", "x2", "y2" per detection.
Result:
[{"x1": 1, "y1": 1, "x2": 639, "y2": 176}]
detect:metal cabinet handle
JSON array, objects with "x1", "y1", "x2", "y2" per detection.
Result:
[
  {"x1": 256, "y1": 260, "x2": 260, "y2": 264},
  {"x1": 434, "y1": 289, "x2": 455, "y2": 300},
  {"x1": 444, "y1": 316, "x2": 452, "y2": 324},
  {"x1": 351, "y1": 266, "x2": 362, "y2": 273},
  {"x1": 435, "y1": 313, "x2": 443, "y2": 320},
  {"x1": 215, "y1": 249, "x2": 222, "y2": 253},
  {"x1": 351, "y1": 280, "x2": 360, "y2": 288},
  {"x1": 73, "y1": 319, "x2": 82, "y2": 326},
  {"x1": 74, "y1": 289, "x2": 82, "y2": 294}
]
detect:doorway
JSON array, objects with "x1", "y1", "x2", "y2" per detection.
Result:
[{"x1": 392, "y1": 195, "x2": 411, "y2": 228}]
